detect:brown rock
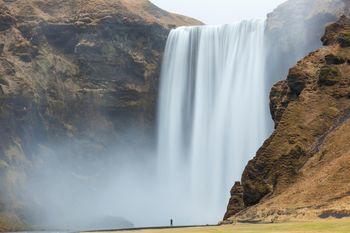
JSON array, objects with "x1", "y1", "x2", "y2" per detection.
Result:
[
  {"x1": 0, "y1": 58, "x2": 15, "y2": 76},
  {"x1": 0, "y1": 0, "x2": 202, "y2": 230},
  {"x1": 270, "y1": 80, "x2": 289, "y2": 126},
  {"x1": 223, "y1": 182, "x2": 245, "y2": 220},
  {"x1": 265, "y1": 0, "x2": 347, "y2": 89},
  {"x1": 322, "y1": 15, "x2": 350, "y2": 47}
]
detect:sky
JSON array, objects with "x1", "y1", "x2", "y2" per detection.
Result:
[{"x1": 150, "y1": 0, "x2": 287, "y2": 25}]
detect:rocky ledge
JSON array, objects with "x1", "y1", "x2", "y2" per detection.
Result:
[{"x1": 224, "y1": 15, "x2": 350, "y2": 223}]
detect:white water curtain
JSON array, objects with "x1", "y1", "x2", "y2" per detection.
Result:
[{"x1": 157, "y1": 20, "x2": 269, "y2": 224}]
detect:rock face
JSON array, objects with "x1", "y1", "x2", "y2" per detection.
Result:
[
  {"x1": 0, "y1": 0, "x2": 200, "y2": 230},
  {"x1": 225, "y1": 16, "x2": 350, "y2": 223},
  {"x1": 265, "y1": 0, "x2": 347, "y2": 88},
  {"x1": 223, "y1": 182, "x2": 244, "y2": 221}
]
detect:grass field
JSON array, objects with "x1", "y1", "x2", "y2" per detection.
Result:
[{"x1": 89, "y1": 219, "x2": 350, "y2": 233}]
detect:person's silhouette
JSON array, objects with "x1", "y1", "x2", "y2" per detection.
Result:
[{"x1": 170, "y1": 219, "x2": 173, "y2": 227}]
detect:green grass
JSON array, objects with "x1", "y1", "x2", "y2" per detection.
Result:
[{"x1": 88, "y1": 220, "x2": 350, "y2": 233}]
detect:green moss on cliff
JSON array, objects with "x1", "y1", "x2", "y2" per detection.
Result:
[
  {"x1": 338, "y1": 33, "x2": 350, "y2": 47},
  {"x1": 319, "y1": 66, "x2": 340, "y2": 86}
]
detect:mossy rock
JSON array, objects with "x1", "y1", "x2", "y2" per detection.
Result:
[{"x1": 318, "y1": 66, "x2": 340, "y2": 86}]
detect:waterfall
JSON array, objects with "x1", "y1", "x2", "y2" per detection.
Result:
[{"x1": 157, "y1": 20, "x2": 270, "y2": 224}]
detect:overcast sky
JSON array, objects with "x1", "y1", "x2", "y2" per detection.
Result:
[{"x1": 150, "y1": 0, "x2": 287, "y2": 25}]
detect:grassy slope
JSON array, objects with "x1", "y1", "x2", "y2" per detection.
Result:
[{"x1": 89, "y1": 220, "x2": 350, "y2": 233}]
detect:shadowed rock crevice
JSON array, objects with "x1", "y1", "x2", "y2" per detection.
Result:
[{"x1": 223, "y1": 182, "x2": 245, "y2": 221}]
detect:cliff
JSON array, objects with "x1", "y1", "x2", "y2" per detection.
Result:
[
  {"x1": 224, "y1": 15, "x2": 350, "y2": 223},
  {"x1": 265, "y1": 0, "x2": 347, "y2": 87},
  {"x1": 0, "y1": 0, "x2": 200, "y2": 230}
]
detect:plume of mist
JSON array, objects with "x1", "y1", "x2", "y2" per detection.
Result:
[{"x1": 19, "y1": 129, "x2": 163, "y2": 230}]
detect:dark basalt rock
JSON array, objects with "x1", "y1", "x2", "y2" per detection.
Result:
[
  {"x1": 269, "y1": 66, "x2": 310, "y2": 127},
  {"x1": 9, "y1": 41, "x2": 39, "y2": 62},
  {"x1": 338, "y1": 35, "x2": 350, "y2": 47},
  {"x1": 242, "y1": 150, "x2": 273, "y2": 207},
  {"x1": 319, "y1": 209, "x2": 350, "y2": 219},
  {"x1": 41, "y1": 23, "x2": 79, "y2": 54},
  {"x1": 0, "y1": 43, "x2": 4, "y2": 55},
  {"x1": 286, "y1": 67, "x2": 308, "y2": 99},
  {"x1": 223, "y1": 182, "x2": 245, "y2": 220},
  {"x1": 0, "y1": 75, "x2": 8, "y2": 86},
  {"x1": 0, "y1": 6, "x2": 15, "y2": 31},
  {"x1": 18, "y1": 23, "x2": 43, "y2": 46},
  {"x1": 76, "y1": 40, "x2": 147, "y2": 84},
  {"x1": 325, "y1": 54, "x2": 346, "y2": 65}
]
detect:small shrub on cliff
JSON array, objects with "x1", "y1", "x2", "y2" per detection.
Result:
[{"x1": 318, "y1": 66, "x2": 340, "y2": 86}]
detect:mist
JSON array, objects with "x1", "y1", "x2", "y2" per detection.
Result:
[
  {"x1": 20, "y1": 133, "x2": 161, "y2": 230},
  {"x1": 19, "y1": 129, "x2": 224, "y2": 230},
  {"x1": 6, "y1": 0, "x2": 346, "y2": 231}
]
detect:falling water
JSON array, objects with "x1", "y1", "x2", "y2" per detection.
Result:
[{"x1": 157, "y1": 20, "x2": 270, "y2": 224}]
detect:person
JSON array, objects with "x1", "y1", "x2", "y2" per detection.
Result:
[{"x1": 170, "y1": 219, "x2": 173, "y2": 227}]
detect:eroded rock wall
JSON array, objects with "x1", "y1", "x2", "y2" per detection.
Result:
[{"x1": 0, "y1": 0, "x2": 201, "y2": 230}]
